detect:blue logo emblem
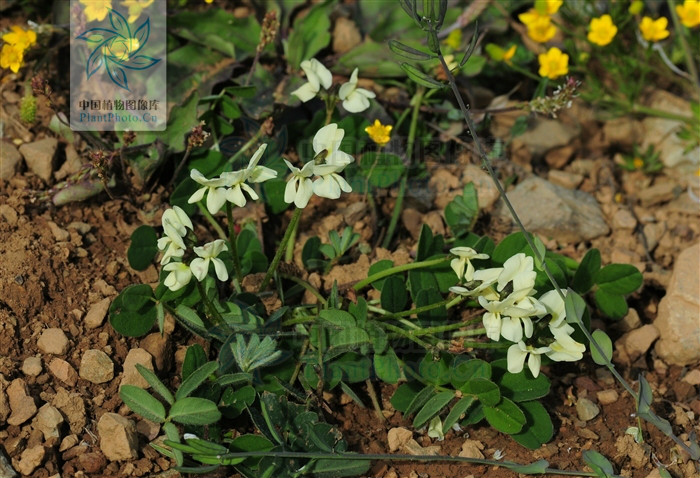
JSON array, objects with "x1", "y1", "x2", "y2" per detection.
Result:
[{"x1": 76, "y1": 8, "x2": 160, "y2": 91}]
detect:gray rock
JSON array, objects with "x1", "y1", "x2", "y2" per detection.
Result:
[
  {"x1": 512, "y1": 117, "x2": 580, "y2": 157},
  {"x1": 19, "y1": 137, "x2": 57, "y2": 182},
  {"x1": 37, "y1": 327, "x2": 70, "y2": 355},
  {"x1": 0, "y1": 143, "x2": 22, "y2": 181},
  {"x1": 79, "y1": 349, "x2": 114, "y2": 384},
  {"x1": 655, "y1": 242, "x2": 700, "y2": 365},
  {"x1": 0, "y1": 449, "x2": 16, "y2": 478},
  {"x1": 576, "y1": 397, "x2": 600, "y2": 422},
  {"x1": 495, "y1": 176, "x2": 609, "y2": 242},
  {"x1": 97, "y1": 413, "x2": 139, "y2": 461}
]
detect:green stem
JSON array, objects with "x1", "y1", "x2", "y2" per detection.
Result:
[
  {"x1": 370, "y1": 296, "x2": 464, "y2": 321},
  {"x1": 196, "y1": 203, "x2": 227, "y2": 240},
  {"x1": 353, "y1": 256, "x2": 449, "y2": 291},
  {"x1": 227, "y1": 128, "x2": 264, "y2": 168},
  {"x1": 289, "y1": 338, "x2": 309, "y2": 385},
  {"x1": 195, "y1": 280, "x2": 223, "y2": 326},
  {"x1": 381, "y1": 86, "x2": 425, "y2": 249},
  {"x1": 365, "y1": 379, "x2": 386, "y2": 423},
  {"x1": 380, "y1": 322, "x2": 435, "y2": 350},
  {"x1": 452, "y1": 327, "x2": 487, "y2": 337},
  {"x1": 279, "y1": 273, "x2": 327, "y2": 305},
  {"x1": 284, "y1": 215, "x2": 299, "y2": 262},
  {"x1": 258, "y1": 207, "x2": 303, "y2": 293},
  {"x1": 667, "y1": 0, "x2": 700, "y2": 93},
  {"x1": 226, "y1": 202, "x2": 243, "y2": 285},
  {"x1": 507, "y1": 62, "x2": 542, "y2": 82}
]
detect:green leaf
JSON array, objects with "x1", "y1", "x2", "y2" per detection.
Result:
[
  {"x1": 336, "y1": 39, "x2": 407, "y2": 77},
  {"x1": 404, "y1": 386, "x2": 436, "y2": 417},
  {"x1": 230, "y1": 434, "x2": 274, "y2": 452},
  {"x1": 119, "y1": 385, "x2": 166, "y2": 423},
  {"x1": 451, "y1": 358, "x2": 491, "y2": 388},
  {"x1": 169, "y1": 397, "x2": 221, "y2": 425},
  {"x1": 169, "y1": 177, "x2": 199, "y2": 217},
  {"x1": 590, "y1": 330, "x2": 613, "y2": 365},
  {"x1": 319, "y1": 309, "x2": 356, "y2": 328},
  {"x1": 594, "y1": 264, "x2": 643, "y2": 295},
  {"x1": 461, "y1": 401, "x2": 485, "y2": 426},
  {"x1": 135, "y1": 364, "x2": 174, "y2": 405},
  {"x1": 175, "y1": 361, "x2": 218, "y2": 401},
  {"x1": 374, "y1": 348, "x2": 401, "y2": 384},
  {"x1": 442, "y1": 396, "x2": 476, "y2": 433},
  {"x1": 388, "y1": 40, "x2": 435, "y2": 60},
  {"x1": 330, "y1": 327, "x2": 371, "y2": 348},
  {"x1": 360, "y1": 152, "x2": 405, "y2": 188},
  {"x1": 170, "y1": 9, "x2": 259, "y2": 58},
  {"x1": 127, "y1": 225, "x2": 158, "y2": 271},
  {"x1": 492, "y1": 232, "x2": 543, "y2": 265},
  {"x1": 484, "y1": 397, "x2": 526, "y2": 434},
  {"x1": 506, "y1": 459, "x2": 550, "y2": 474},
  {"x1": 415, "y1": 289, "x2": 446, "y2": 322},
  {"x1": 413, "y1": 391, "x2": 455, "y2": 428},
  {"x1": 419, "y1": 354, "x2": 451, "y2": 386},
  {"x1": 307, "y1": 457, "x2": 372, "y2": 477},
  {"x1": 391, "y1": 382, "x2": 424, "y2": 412},
  {"x1": 498, "y1": 371, "x2": 551, "y2": 402},
  {"x1": 183, "y1": 344, "x2": 207, "y2": 381},
  {"x1": 162, "y1": 422, "x2": 183, "y2": 466},
  {"x1": 572, "y1": 249, "x2": 601, "y2": 293},
  {"x1": 400, "y1": 62, "x2": 445, "y2": 89},
  {"x1": 109, "y1": 285, "x2": 156, "y2": 337},
  {"x1": 594, "y1": 289, "x2": 628, "y2": 320},
  {"x1": 511, "y1": 401, "x2": 554, "y2": 450},
  {"x1": 459, "y1": 55, "x2": 486, "y2": 77},
  {"x1": 302, "y1": 236, "x2": 324, "y2": 271},
  {"x1": 285, "y1": 1, "x2": 331, "y2": 69},
  {"x1": 582, "y1": 450, "x2": 617, "y2": 478},
  {"x1": 564, "y1": 289, "x2": 587, "y2": 325},
  {"x1": 460, "y1": 378, "x2": 500, "y2": 406},
  {"x1": 444, "y1": 183, "x2": 478, "y2": 237},
  {"x1": 381, "y1": 276, "x2": 408, "y2": 313}
]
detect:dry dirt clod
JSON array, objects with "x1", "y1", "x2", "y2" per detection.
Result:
[
  {"x1": 615, "y1": 324, "x2": 660, "y2": 365},
  {"x1": 136, "y1": 419, "x2": 161, "y2": 441},
  {"x1": 140, "y1": 333, "x2": 173, "y2": 373},
  {"x1": 387, "y1": 427, "x2": 413, "y2": 452},
  {"x1": 79, "y1": 349, "x2": 114, "y2": 384},
  {"x1": 84, "y1": 298, "x2": 111, "y2": 330},
  {"x1": 6, "y1": 379, "x2": 37, "y2": 426},
  {"x1": 682, "y1": 369, "x2": 700, "y2": 386},
  {"x1": 0, "y1": 142, "x2": 22, "y2": 181},
  {"x1": 37, "y1": 328, "x2": 70, "y2": 355},
  {"x1": 21, "y1": 356, "x2": 42, "y2": 377},
  {"x1": 16, "y1": 445, "x2": 45, "y2": 476},
  {"x1": 52, "y1": 387, "x2": 86, "y2": 434},
  {"x1": 97, "y1": 413, "x2": 139, "y2": 461},
  {"x1": 0, "y1": 374, "x2": 10, "y2": 423},
  {"x1": 48, "y1": 358, "x2": 78, "y2": 387},
  {"x1": 575, "y1": 397, "x2": 600, "y2": 422},
  {"x1": 596, "y1": 390, "x2": 619, "y2": 405},
  {"x1": 120, "y1": 348, "x2": 155, "y2": 389},
  {"x1": 59, "y1": 434, "x2": 78, "y2": 452},
  {"x1": 458, "y1": 440, "x2": 485, "y2": 459},
  {"x1": 18, "y1": 137, "x2": 57, "y2": 182},
  {"x1": 32, "y1": 403, "x2": 64, "y2": 440}
]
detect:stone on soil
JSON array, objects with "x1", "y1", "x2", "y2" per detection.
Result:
[
  {"x1": 120, "y1": 348, "x2": 154, "y2": 389},
  {"x1": 97, "y1": 413, "x2": 139, "y2": 461},
  {"x1": 21, "y1": 356, "x2": 42, "y2": 376},
  {"x1": 16, "y1": 445, "x2": 45, "y2": 476},
  {"x1": 387, "y1": 427, "x2": 413, "y2": 452},
  {"x1": 0, "y1": 143, "x2": 22, "y2": 181},
  {"x1": 0, "y1": 374, "x2": 10, "y2": 423},
  {"x1": 596, "y1": 390, "x2": 619, "y2": 405},
  {"x1": 654, "y1": 242, "x2": 700, "y2": 365},
  {"x1": 84, "y1": 297, "x2": 111, "y2": 329},
  {"x1": 462, "y1": 164, "x2": 499, "y2": 209},
  {"x1": 32, "y1": 403, "x2": 64, "y2": 440},
  {"x1": 495, "y1": 176, "x2": 609, "y2": 242},
  {"x1": 37, "y1": 328, "x2": 70, "y2": 355},
  {"x1": 0, "y1": 449, "x2": 17, "y2": 478},
  {"x1": 19, "y1": 137, "x2": 57, "y2": 182},
  {"x1": 48, "y1": 358, "x2": 78, "y2": 386},
  {"x1": 458, "y1": 440, "x2": 485, "y2": 459},
  {"x1": 7, "y1": 379, "x2": 37, "y2": 426},
  {"x1": 511, "y1": 117, "x2": 579, "y2": 157},
  {"x1": 682, "y1": 369, "x2": 700, "y2": 385},
  {"x1": 79, "y1": 349, "x2": 114, "y2": 384},
  {"x1": 575, "y1": 397, "x2": 600, "y2": 422},
  {"x1": 52, "y1": 387, "x2": 86, "y2": 434},
  {"x1": 615, "y1": 324, "x2": 659, "y2": 365},
  {"x1": 140, "y1": 333, "x2": 173, "y2": 373}
]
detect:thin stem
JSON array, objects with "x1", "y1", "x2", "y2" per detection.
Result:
[
  {"x1": 227, "y1": 128, "x2": 265, "y2": 168},
  {"x1": 284, "y1": 215, "x2": 299, "y2": 262},
  {"x1": 226, "y1": 203, "x2": 243, "y2": 285},
  {"x1": 169, "y1": 145, "x2": 193, "y2": 187},
  {"x1": 196, "y1": 203, "x2": 227, "y2": 240},
  {"x1": 279, "y1": 273, "x2": 327, "y2": 305},
  {"x1": 195, "y1": 280, "x2": 223, "y2": 326},
  {"x1": 382, "y1": 86, "x2": 425, "y2": 249},
  {"x1": 289, "y1": 338, "x2": 309, "y2": 385},
  {"x1": 353, "y1": 256, "x2": 449, "y2": 291},
  {"x1": 667, "y1": 0, "x2": 700, "y2": 92},
  {"x1": 365, "y1": 379, "x2": 386, "y2": 423},
  {"x1": 258, "y1": 207, "x2": 304, "y2": 293},
  {"x1": 380, "y1": 322, "x2": 435, "y2": 350},
  {"x1": 452, "y1": 327, "x2": 487, "y2": 337}
]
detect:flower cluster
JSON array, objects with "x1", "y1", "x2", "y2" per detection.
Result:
[
  {"x1": 518, "y1": 0, "x2": 562, "y2": 43},
  {"x1": 1, "y1": 25, "x2": 37, "y2": 73},
  {"x1": 292, "y1": 58, "x2": 375, "y2": 113},
  {"x1": 450, "y1": 249, "x2": 586, "y2": 378},
  {"x1": 79, "y1": 0, "x2": 112, "y2": 22},
  {"x1": 283, "y1": 124, "x2": 354, "y2": 208}
]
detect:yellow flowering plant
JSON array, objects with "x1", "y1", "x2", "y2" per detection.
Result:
[
  {"x1": 676, "y1": 0, "x2": 700, "y2": 28},
  {"x1": 639, "y1": 16, "x2": 671, "y2": 42},
  {"x1": 0, "y1": 24, "x2": 37, "y2": 74},
  {"x1": 587, "y1": 14, "x2": 618, "y2": 46}
]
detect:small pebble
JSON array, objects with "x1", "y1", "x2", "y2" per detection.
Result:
[
  {"x1": 37, "y1": 328, "x2": 70, "y2": 355},
  {"x1": 576, "y1": 397, "x2": 600, "y2": 422},
  {"x1": 22, "y1": 357, "x2": 43, "y2": 376},
  {"x1": 596, "y1": 389, "x2": 619, "y2": 405}
]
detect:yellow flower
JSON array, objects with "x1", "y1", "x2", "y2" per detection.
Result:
[
  {"x1": 103, "y1": 37, "x2": 140, "y2": 61},
  {"x1": 122, "y1": 0, "x2": 154, "y2": 23},
  {"x1": 676, "y1": 0, "x2": 700, "y2": 28},
  {"x1": 365, "y1": 120, "x2": 392, "y2": 146},
  {"x1": 633, "y1": 157, "x2": 644, "y2": 169},
  {"x1": 444, "y1": 29, "x2": 462, "y2": 49},
  {"x1": 0, "y1": 44, "x2": 24, "y2": 73},
  {"x1": 519, "y1": 10, "x2": 557, "y2": 43},
  {"x1": 80, "y1": 0, "x2": 112, "y2": 22},
  {"x1": 587, "y1": 14, "x2": 618, "y2": 46},
  {"x1": 535, "y1": 0, "x2": 563, "y2": 15},
  {"x1": 538, "y1": 47, "x2": 569, "y2": 79},
  {"x1": 2, "y1": 25, "x2": 37, "y2": 51},
  {"x1": 639, "y1": 16, "x2": 670, "y2": 42},
  {"x1": 205, "y1": 0, "x2": 213, "y2": 3},
  {"x1": 629, "y1": 0, "x2": 644, "y2": 15},
  {"x1": 502, "y1": 45, "x2": 517, "y2": 64}
]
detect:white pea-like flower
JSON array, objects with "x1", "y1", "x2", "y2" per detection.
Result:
[
  {"x1": 291, "y1": 59, "x2": 333, "y2": 102},
  {"x1": 312, "y1": 163, "x2": 352, "y2": 199},
  {"x1": 221, "y1": 144, "x2": 277, "y2": 208},
  {"x1": 497, "y1": 253, "x2": 536, "y2": 294},
  {"x1": 313, "y1": 123, "x2": 354, "y2": 166},
  {"x1": 163, "y1": 262, "x2": 193, "y2": 291},
  {"x1": 478, "y1": 294, "x2": 517, "y2": 341},
  {"x1": 157, "y1": 236, "x2": 185, "y2": 265},
  {"x1": 338, "y1": 68, "x2": 376, "y2": 113},
  {"x1": 450, "y1": 246, "x2": 489, "y2": 282},
  {"x1": 283, "y1": 159, "x2": 315, "y2": 208},
  {"x1": 507, "y1": 341, "x2": 550, "y2": 378},
  {"x1": 244, "y1": 144, "x2": 277, "y2": 184},
  {"x1": 188, "y1": 169, "x2": 229, "y2": 215},
  {"x1": 449, "y1": 267, "x2": 502, "y2": 298},
  {"x1": 190, "y1": 239, "x2": 229, "y2": 282},
  {"x1": 538, "y1": 289, "x2": 567, "y2": 327},
  {"x1": 546, "y1": 323, "x2": 586, "y2": 362}
]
